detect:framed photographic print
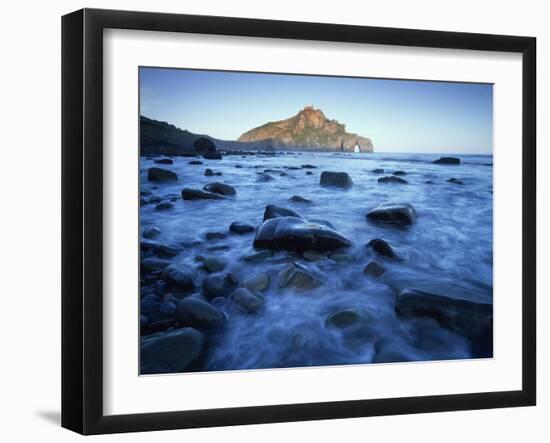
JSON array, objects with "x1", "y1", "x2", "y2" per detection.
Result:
[{"x1": 61, "y1": 8, "x2": 536, "y2": 435}]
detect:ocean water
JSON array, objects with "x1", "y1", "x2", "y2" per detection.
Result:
[{"x1": 140, "y1": 151, "x2": 493, "y2": 371}]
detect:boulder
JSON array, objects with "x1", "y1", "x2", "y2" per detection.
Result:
[
  {"x1": 140, "y1": 327, "x2": 204, "y2": 374},
  {"x1": 203, "y1": 182, "x2": 236, "y2": 196},
  {"x1": 367, "y1": 238, "x2": 398, "y2": 259},
  {"x1": 263, "y1": 205, "x2": 303, "y2": 221},
  {"x1": 393, "y1": 170, "x2": 407, "y2": 176},
  {"x1": 289, "y1": 195, "x2": 312, "y2": 204},
  {"x1": 257, "y1": 172, "x2": 274, "y2": 182},
  {"x1": 175, "y1": 298, "x2": 225, "y2": 331},
  {"x1": 229, "y1": 287, "x2": 264, "y2": 313},
  {"x1": 202, "y1": 273, "x2": 240, "y2": 299},
  {"x1": 395, "y1": 288, "x2": 492, "y2": 341},
  {"x1": 161, "y1": 264, "x2": 195, "y2": 291},
  {"x1": 243, "y1": 273, "x2": 270, "y2": 292},
  {"x1": 305, "y1": 171, "x2": 314, "y2": 175},
  {"x1": 154, "y1": 158, "x2": 173, "y2": 164},
  {"x1": 279, "y1": 262, "x2": 324, "y2": 290},
  {"x1": 204, "y1": 168, "x2": 214, "y2": 176},
  {"x1": 434, "y1": 156, "x2": 460, "y2": 165},
  {"x1": 181, "y1": 188, "x2": 225, "y2": 200},
  {"x1": 202, "y1": 256, "x2": 227, "y2": 273},
  {"x1": 148, "y1": 167, "x2": 178, "y2": 182},
  {"x1": 378, "y1": 176, "x2": 407, "y2": 184},
  {"x1": 320, "y1": 171, "x2": 353, "y2": 188},
  {"x1": 229, "y1": 222, "x2": 255, "y2": 234},
  {"x1": 141, "y1": 257, "x2": 170, "y2": 273},
  {"x1": 193, "y1": 136, "x2": 216, "y2": 153},
  {"x1": 154, "y1": 201, "x2": 174, "y2": 211},
  {"x1": 254, "y1": 216, "x2": 352, "y2": 253},
  {"x1": 366, "y1": 203, "x2": 417, "y2": 225},
  {"x1": 142, "y1": 226, "x2": 161, "y2": 239},
  {"x1": 363, "y1": 261, "x2": 386, "y2": 279}
]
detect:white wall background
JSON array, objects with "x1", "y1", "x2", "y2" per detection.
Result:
[{"x1": 0, "y1": 0, "x2": 546, "y2": 441}]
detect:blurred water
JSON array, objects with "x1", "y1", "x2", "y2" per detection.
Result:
[{"x1": 140, "y1": 151, "x2": 493, "y2": 370}]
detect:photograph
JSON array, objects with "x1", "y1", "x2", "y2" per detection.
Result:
[{"x1": 138, "y1": 67, "x2": 494, "y2": 375}]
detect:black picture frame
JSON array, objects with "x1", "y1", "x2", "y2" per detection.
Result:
[{"x1": 62, "y1": 8, "x2": 536, "y2": 435}]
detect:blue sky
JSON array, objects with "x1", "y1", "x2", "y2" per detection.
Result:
[{"x1": 140, "y1": 67, "x2": 493, "y2": 154}]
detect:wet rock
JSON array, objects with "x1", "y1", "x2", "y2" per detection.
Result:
[
  {"x1": 141, "y1": 327, "x2": 205, "y2": 374},
  {"x1": 202, "y1": 273, "x2": 240, "y2": 299},
  {"x1": 207, "y1": 245, "x2": 230, "y2": 252},
  {"x1": 203, "y1": 152, "x2": 222, "y2": 160},
  {"x1": 203, "y1": 182, "x2": 236, "y2": 196},
  {"x1": 329, "y1": 252, "x2": 353, "y2": 263},
  {"x1": 363, "y1": 261, "x2": 386, "y2": 279},
  {"x1": 257, "y1": 172, "x2": 274, "y2": 182},
  {"x1": 162, "y1": 264, "x2": 195, "y2": 291},
  {"x1": 309, "y1": 219, "x2": 336, "y2": 229},
  {"x1": 141, "y1": 257, "x2": 170, "y2": 273},
  {"x1": 154, "y1": 158, "x2": 173, "y2": 164},
  {"x1": 378, "y1": 176, "x2": 407, "y2": 184},
  {"x1": 320, "y1": 171, "x2": 353, "y2": 188},
  {"x1": 159, "y1": 300, "x2": 177, "y2": 317},
  {"x1": 147, "y1": 196, "x2": 162, "y2": 204},
  {"x1": 366, "y1": 203, "x2": 417, "y2": 225},
  {"x1": 303, "y1": 250, "x2": 326, "y2": 262},
  {"x1": 425, "y1": 180, "x2": 435, "y2": 185},
  {"x1": 395, "y1": 288, "x2": 493, "y2": 341},
  {"x1": 202, "y1": 256, "x2": 227, "y2": 273},
  {"x1": 289, "y1": 195, "x2": 312, "y2": 204},
  {"x1": 434, "y1": 156, "x2": 460, "y2": 165},
  {"x1": 229, "y1": 287, "x2": 264, "y2": 313},
  {"x1": 393, "y1": 170, "x2": 407, "y2": 176},
  {"x1": 193, "y1": 136, "x2": 216, "y2": 153},
  {"x1": 254, "y1": 216, "x2": 352, "y2": 253},
  {"x1": 263, "y1": 204, "x2": 303, "y2": 221},
  {"x1": 229, "y1": 222, "x2": 255, "y2": 234},
  {"x1": 156, "y1": 243, "x2": 182, "y2": 258},
  {"x1": 175, "y1": 298, "x2": 225, "y2": 331},
  {"x1": 181, "y1": 188, "x2": 225, "y2": 200},
  {"x1": 325, "y1": 309, "x2": 362, "y2": 329},
  {"x1": 140, "y1": 314, "x2": 149, "y2": 328},
  {"x1": 142, "y1": 319, "x2": 177, "y2": 334},
  {"x1": 140, "y1": 198, "x2": 148, "y2": 206},
  {"x1": 188, "y1": 160, "x2": 203, "y2": 165},
  {"x1": 243, "y1": 273, "x2": 270, "y2": 292},
  {"x1": 204, "y1": 232, "x2": 227, "y2": 240},
  {"x1": 148, "y1": 167, "x2": 178, "y2": 182},
  {"x1": 301, "y1": 164, "x2": 317, "y2": 169},
  {"x1": 372, "y1": 168, "x2": 384, "y2": 173},
  {"x1": 142, "y1": 226, "x2": 161, "y2": 239},
  {"x1": 286, "y1": 166, "x2": 301, "y2": 170},
  {"x1": 204, "y1": 168, "x2": 214, "y2": 176},
  {"x1": 140, "y1": 295, "x2": 161, "y2": 321},
  {"x1": 305, "y1": 171, "x2": 314, "y2": 175},
  {"x1": 243, "y1": 250, "x2": 273, "y2": 262},
  {"x1": 279, "y1": 262, "x2": 324, "y2": 290},
  {"x1": 367, "y1": 238, "x2": 398, "y2": 259},
  {"x1": 447, "y1": 178, "x2": 464, "y2": 185},
  {"x1": 155, "y1": 201, "x2": 174, "y2": 211}
]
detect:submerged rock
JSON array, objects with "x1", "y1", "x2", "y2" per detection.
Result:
[
  {"x1": 188, "y1": 160, "x2": 203, "y2": 165},
  {"x1": 395, "y1": 288, "x2": 492, "y2": 341},
  {"x1": 393, "y1": 170, "x2": 407, "y2": 176},
  {"x1": 305, "y1": 171, "x2": 314, "y2": 175},
  {"x1": 320, "y1": 171, "x2": 353, "y2": 188},
  {"x1": 141, "y1": 327, "x2": 204, "y2": 374},
  {"x1": 148, "y1": 167, "x2": 178, "y2": 182},
  {"x1": 263, "y1": 205, "x2": 303, "y2": 221},
  {"x1": 434, "y1": 156, "x2": 460, "y2": 165},
  {"x1": 243, "y1": 273, "x2": 270, "y2": 292},
  {"x1": 155, "y1": 201, "x2": 174, "y2": 211},
  {"x1": 202, "y1": 273, "x2": 240, "y2": 299},
  {"x1": 378, "y1": 176, "x2": 407, "y2": 184},
  {"x1": 366, "y1": 203, "x2": 417, "y2": 225},
  {"x1": 204, "y1": 168, "x2": 214, "y2": 176},
  {"x1": 181, "y1": 188, "x2": 225, "y2": 200},
  {"x1": 229, "y1": 221, "x2": 255, "y2": 234},
  {"x1": 202, "y1": 256, "x2": 227, "y2": 273},
  {"x1": 301, "y1": 164, "x2": 317, "y2": 169},
  {"x1": 367, "y1": 238, "x2": 398, "y2": 259},
  {"x1": 254, "y1": 216, "x2": 352, "y2": 253},
  {"x1": 229, "y1": 287, "x2": 264, "y2": 313},
  {"x1": 243, "y1": 250, "x2": 273, "y2": 262},
  {"x1": 202, "y1": 152, "x2": 223, "y2": 160},
  {"x1": 175, "y1": 298, "x2": 225, "y2": 331},
  {"x1": 154, "y1": 158, "x2": 173, "y2": 164},
  {"x1": 203, "y1": 182, "x2": 236, "y2": 196},
  {"x1": 279, "y1": 262, "x2": 324, "y2": 290},
  {"x1": 325, "y1": 309, "x2": 364, "y2": 329},
  {"x1": 162, "y1": 264, "x2": 195, "y2": 291},
  {"x1": 142, "y1": 226, "x2": 161, "y2": 239},
  {"x1": 372, "y1": 168, "x2": 384, "y2": 174},
  {"x1": 289, "y1": 195, "x2": 312, "y2": 204},
  {"x1": 363, "y1": 261, "x2": 386, "y2": 279},
  {"x1": 257, "y1": 172, "x2": 274, "y2": 182},
  {"x1": 204, "y1": 232, "x2": 227, "y2": 240},
  {"x1": 447, "y1": 178, "x2": 464, "y2": 185}
]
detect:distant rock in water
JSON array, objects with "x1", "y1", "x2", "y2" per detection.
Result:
[
  {"x1": 393, "y1": 170, "x2": 407, "y2": 176},
  {"x1": 434, "y1": 156, "x2": 461, "y2": 165},
  {"x1": 263, "y1": 205, "x2": 303, "y2": 221},
  {"x1": 237, "y1": 106, "x2": 373, "y2": 152},
  {"x1": 366, "y1": 203, "x2": 417, "y2": 226},
  {"x1": 320, "y1": 171, "x2": 353, "y2": 188},
  {"x1": 447, "y1": 178, "x2": 464, "y2": 185},
  {"x1": 204, "y1": 168, "x2": 221, "y2": 176},
  {"x1": 203, "y1": 152, "x2": 222, "y2": 160},
  {"x1": 378, "y1": 176, "x2": 407, "y2": 184},
  {"x1": 148, "y1": 167, "x2": 178, "y2": 182},
  {"x1": 193, "y1": 136, "x2": 216, "y2": 153},
  {"x1": 188, "y1": 160, "x2": 203, "y2": 165},
  {"x1": 181, "y1": 188, "x2": 226, "y2": 200},
  {"x1": 256, "y1": 172, "x2": 274, "y2": 182},
  {"x1": 289, "y1": 195, "x2": 312, "y2": 204},
  {"x1": 372, "y1": 168, "x2": 384, "y2": 174},
  {"x1": 154, "y1": 158, "x2": 173, "y2": 164},
  {"x1": 203, "y1": 182, "x2": 236, "y2": 196},
  {"x1": 254, "y1": 216, "x2": 352, "y2": 253}
]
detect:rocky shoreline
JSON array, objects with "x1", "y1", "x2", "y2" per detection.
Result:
[{"x1": 139, "y1": 147, "x2": 493, "y2": 374}]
